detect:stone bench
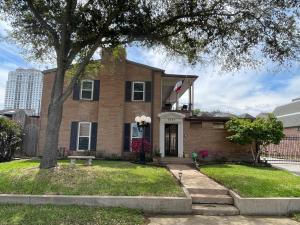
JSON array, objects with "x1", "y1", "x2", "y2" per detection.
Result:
[{"x1": 68, "y1": 156, "x2": 95, "y2": 166}]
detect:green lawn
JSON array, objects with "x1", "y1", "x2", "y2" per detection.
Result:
[
  {"x1": 0, "y1": 160, "x2": 183, "y2": 196},
  {"x1": 0, "y1": 205, "x2": 144, "y2": 225},
  {"x1": 200, "y1": 164, "x2": 300, "y2": 197}
]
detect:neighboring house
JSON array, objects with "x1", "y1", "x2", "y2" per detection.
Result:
[
  {"x1": 273, "y1": 98, "x2": 300, "y2": 136},
  {"x1": 0, "y1": 109, "x2": 39, "y2": 157},
  {"x1": 38, "y1": 50, "x2": 252, "y2": 162}
]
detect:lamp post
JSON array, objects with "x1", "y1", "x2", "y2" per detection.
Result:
[{"x1": 135, "y1": 115, "x2": 151, "y2": 164}]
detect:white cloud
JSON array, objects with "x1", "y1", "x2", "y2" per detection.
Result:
[{"x1": 128, "y1": 47, "x2": 300, "y2": 116}]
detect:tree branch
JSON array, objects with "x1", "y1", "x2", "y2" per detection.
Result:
[
  {"x1": 58, "y1": 38, "x2": 103, "y2": 104},
  {"x1": 25, "y1": 0, "x2": 60, "y2": 50}
]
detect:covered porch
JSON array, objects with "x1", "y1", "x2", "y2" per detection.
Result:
[{"x1": 161, "y1": 74, "x2": 198, "y2": 112}]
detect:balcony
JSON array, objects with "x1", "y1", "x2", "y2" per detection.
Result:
[{"x1": 161, "y1": 74, "x2": 197, "y2": 113}]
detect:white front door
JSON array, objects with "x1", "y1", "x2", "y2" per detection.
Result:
[{"x1": 158, "y1": 112, "x2": 185, "y2": 158}]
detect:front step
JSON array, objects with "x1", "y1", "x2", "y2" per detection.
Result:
[
  {"x1": 187, "y1": 187, "x2": 229, "y2": 195},
  {"x1": 192, "y1": 204, "x2": 239, "y2": 216},
  {"x1": 191, "y1": 194, "x2": 233, "y2": 204},
  {"x1": 160, "y1": 158, "x2": 194, "y2": 165}
]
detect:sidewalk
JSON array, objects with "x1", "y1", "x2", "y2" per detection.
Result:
[
  {"x1": 148, "y1": 215, "x2": 299, "y2": 225},
  {"x1": 271, "y1": 163, "x2": 300, "y2": 176}
]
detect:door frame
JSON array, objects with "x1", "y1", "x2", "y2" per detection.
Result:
[{"x1": 158, "y1": 112, "x2": 185, "y2": 158}]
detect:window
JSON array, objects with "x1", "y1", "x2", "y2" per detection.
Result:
[
  {"x1": 132, "y1": 82, "x2": 145, "y2": 101},
  {"x1": 77, "y1": 122, "x2": 91, "y2": 150},
  {"x1": 131, "y1": 123, "x2": 143, "y2": 140},
  {"x1": 80, "y1": 80, "x2": 94, "y2": 100}
]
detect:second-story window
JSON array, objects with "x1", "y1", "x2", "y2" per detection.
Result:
[
  {"x1": 132, "y1": 81, "x2": 145, "y2": 101},
  {"x1": 80, "y1": 80, "x2": 94, "y2": 100}
]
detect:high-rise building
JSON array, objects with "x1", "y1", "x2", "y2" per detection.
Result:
[{"x1": 4, "y1": 68, "x2": 43, "y2": 116}]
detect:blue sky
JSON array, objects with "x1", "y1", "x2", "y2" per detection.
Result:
[{"x1": 0, "y1": 20, "x2": 300, "y2": 115}]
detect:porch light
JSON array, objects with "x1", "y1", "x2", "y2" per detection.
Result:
[{"x1": 135, "y1": 115, "x2": 151, "y2": 164}]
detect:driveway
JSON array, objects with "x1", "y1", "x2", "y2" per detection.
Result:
[
  {"x1": 271, "y1": 163, "x2": 300, "y2": 176},
  {"x1": 148, "y1": 215, "x2": 299, "y2": 225}
]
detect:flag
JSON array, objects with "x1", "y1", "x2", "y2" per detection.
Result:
[{"x1": 173, "y1": 80, "x2": 184, "y2": 93}]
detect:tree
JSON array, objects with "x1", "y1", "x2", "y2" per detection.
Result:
[
  {"x1": 226, "y1": 114, "x2": 284, "y2": 165},
  {"x1": 0, "y1": 1, "x2": 299, "y2": 168},
  {"x1": 0, "y1": 118, "x2": 23, "y2": 162}
]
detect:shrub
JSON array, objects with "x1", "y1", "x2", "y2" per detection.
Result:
[{"x1": 0, "y1": 118, "x2": 23, "y2": 162}]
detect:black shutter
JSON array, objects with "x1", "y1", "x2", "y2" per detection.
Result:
[
  {"x1": 145, "y1": 81, "x2": 152, "y2": 102},
  {"x1": 90, "y1": 122, "x2": 98, "y2": 151},
  {"x1": 93, "y1": 80, "x2": 100, "y2": 101},
  {"x1": 125, "y1": 81, "x2": 132, "y2": 102},
  {"x1": 69, "y1": 122, "x2": 78, "y2": 150},
  {"x1": 73, "y1": 82, "x2": 80, "y2": 100},
  {"x1": 145, "y1": 124, "x2": 151, "y2": 142},
  {"x1": 124, "y1": 123, "x2": 131, "y2": 152}
]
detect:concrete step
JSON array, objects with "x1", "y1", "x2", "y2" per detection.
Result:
[
  {"x1": 160, "y1": 158, "x2": 194, "y2": 165},
  {"x1": 192, "y1": 204, "x2": 239, "y2": 216},
  {"x1": 187, "y1": 187, "x2": 228, "y2": 195},
  {"x1": 191, "y1": 194, "x2": 233, "y2": 204}
]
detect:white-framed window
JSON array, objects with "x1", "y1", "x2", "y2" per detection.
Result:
[
  {"x1": 132, "y1": 81, "x2": 145, "y2": 101},
  {"x1": 131, "y1": 123, "x2": 143, "y2": 140},
  {"x1": 77, "y1": 122, "x2": 91, "y2": 150},
  {"x1": 80, "y1": 80, "x2": 94, "y2": 100}
]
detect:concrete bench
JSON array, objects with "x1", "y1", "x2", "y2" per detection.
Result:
[{"x1": 68, "y1": 156, "x2": 95, "y2": 166}]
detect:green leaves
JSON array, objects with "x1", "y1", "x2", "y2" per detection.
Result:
[
  {"x1": 0, "y1": 118, "x2": 23, "y2": 162},
  {"x1": 226, "y1": 114, "x2": 284, "y2": 148}
]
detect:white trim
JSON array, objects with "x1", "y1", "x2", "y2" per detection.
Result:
[
  {"x1": 80, "y1": 80, "x2": 94, "y2": 100},
  {"x1": 276, "y1": 112, "x2": 300, "y2": 118},
  {"x1": 158, "y1": 112, "x2": 185, "y2": 158},
  {"x1": 131, "y1": 81, "x2": 145, "y2": 101},
  {"x1": 77, "y1": 122, "x2": 91, "y2": 151}
]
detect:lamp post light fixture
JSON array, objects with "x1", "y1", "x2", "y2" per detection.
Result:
[{"x1": 135, "y1": 115, "x2": 151, "y2": 164}]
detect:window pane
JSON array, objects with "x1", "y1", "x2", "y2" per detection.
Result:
[
  {"x1": 134, "y1": 83, "x2": 144, "y2": 91},
  {"x1": 82, "y1": 90, "x2": 92, "y2": 99},
  {"x1": 134, "y1": 92, "x2": 143, "y2": 101},
  {"x1": 79, "y1": 123, "x2": 90, "y2": 136},
  {"x1": 132, "y1": 124, "x2": 143, "y2": 138},
  {"x1": 82, "y1": 81, "x2": 93, "y2": 89},
  {"x1": 78, "y1": 137, "x2": 89, "y2": 150}
]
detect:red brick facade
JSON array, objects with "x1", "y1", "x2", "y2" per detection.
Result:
[{"x1": 38, "y1": 54, "x2": 252, "y2": 162}]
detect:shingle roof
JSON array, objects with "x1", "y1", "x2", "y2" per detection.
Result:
[
  {"x1": 273, "y1": 99, "x2": 300, "y2": 128},
  {"x1": 239, "y1": 113, "x2": 255, "y2": 119}
]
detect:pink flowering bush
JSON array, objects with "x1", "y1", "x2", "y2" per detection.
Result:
[
  {"x1": 198, "y1": 150, "x2": 209, "y2": 159},
  {"x1": 131, "y1": 139, "x2": 151, "y2": 153}
]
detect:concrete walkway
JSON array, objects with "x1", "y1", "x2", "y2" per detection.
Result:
[
  {"x1": 167, "y1": 164, "x2": 227, "y2": 191},
  {"x1": 271, "y1": 163, "x2": 300, "y2": 176},
  {"x1": 148, "y1": 215, "x2": 299, "y2": 225}
]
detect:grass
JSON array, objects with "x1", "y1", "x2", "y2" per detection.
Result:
[
  {"x1": 0, "y1": 159, "x2": 183, "y2": 197},
  {"x1": 200, "y1": 164, "x2": 300, "y2": 197},
  {"x1": 294, "y1": 214, "x2": 300, "y2": 222},
  {"x1": 0, "y1": 204, "x2": 144, "y2": 225}
]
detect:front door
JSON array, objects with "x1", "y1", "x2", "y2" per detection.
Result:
[{"x1": 165, "y1": 124, "x2": 178, "y2": 157}]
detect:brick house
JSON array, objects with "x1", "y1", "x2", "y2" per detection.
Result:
[
  {"x1": 274, "y1": 98, "x2": 300, "y2": 136},
  {"x1": 38, "y1": 50, "x2": 252, "y2": 162}
]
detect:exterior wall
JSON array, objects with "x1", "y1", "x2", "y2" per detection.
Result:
[
  {"x1": 183, "y1": 120, "x2": 253, "y2": 162},
  {"x1": 38, "y1": 59, "x2": 162, "y2": 158},
  {"x1": 284, "y1": 127, "x2": 300, "y2": 136}
]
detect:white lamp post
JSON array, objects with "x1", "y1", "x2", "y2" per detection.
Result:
[{"x1": 135, "y1": 115, "x2": 151, "y2": 164}]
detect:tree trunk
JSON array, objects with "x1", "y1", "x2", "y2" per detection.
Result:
[
  {"x1": 40, "y1": 64, "x2": 66, "y2": 169},
  {"x1": 40, "y1": 101, "x2": 63, "y2": 168}
]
